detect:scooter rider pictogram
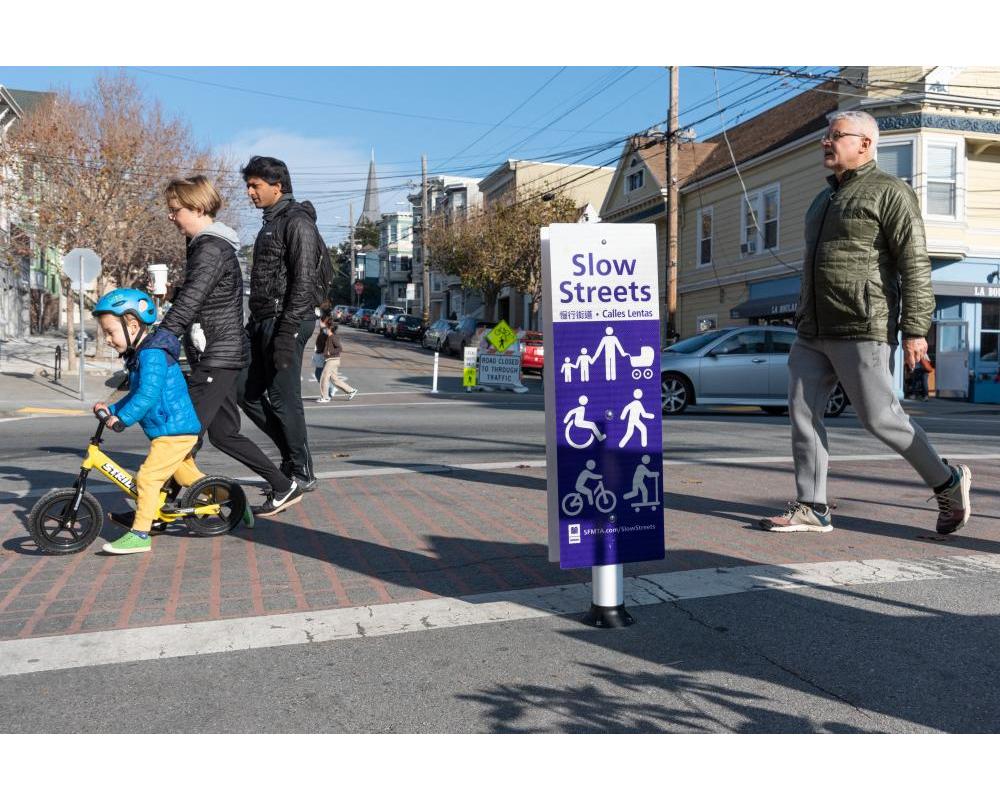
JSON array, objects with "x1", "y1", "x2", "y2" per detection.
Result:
[{"x1": 623, "y1": 454, "x2": 661, "y2": 511}]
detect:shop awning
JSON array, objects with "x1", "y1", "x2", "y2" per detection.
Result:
[{"x1": 729, "y1": 293, "x2": 799, "y2": 320}]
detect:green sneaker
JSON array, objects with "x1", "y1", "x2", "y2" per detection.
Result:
[{"x1": 102, "y1": 530, "x2": 151, "y2": 554}]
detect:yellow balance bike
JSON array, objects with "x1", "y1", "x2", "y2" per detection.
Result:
[{"x1": 27, "y1": 408, "x2": 248, "y2": 555}]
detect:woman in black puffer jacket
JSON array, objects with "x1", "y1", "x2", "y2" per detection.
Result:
[{"x1": 159, "y1": 176, "x2": 298, "y2": 514}]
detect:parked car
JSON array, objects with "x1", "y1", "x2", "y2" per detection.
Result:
[
  {"x1": 352, "y1": 308, "x2": 374, "y2": 329},
  {"x1": 370, "y1": 304, "x2": 405, "y2": 333},
  {"x1": 332, "y1": 304, "x2": 352, "y2": 322},
  {"x1": 659, "y1": 326, "x2": 849, "y2": 416},
  {"x1": 389, "y1": 313, "x2": 426, "y2": 342},
  {"x1": 422, "y1": 318, "x2": 457, "y2": 351},
  {"x1": 520, "y1": 330, "x2": 544, "y2": 375},
  {"x1": 444, "y1": 316, "x2": 492, "y2": 356},
  {"x1": 340, "y1": 306, "x2": 359, "y2": 324}
]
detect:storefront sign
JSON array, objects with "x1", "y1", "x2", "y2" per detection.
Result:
[{"x1": 541, "y1": 223, "x2": 665, "y2": 569}]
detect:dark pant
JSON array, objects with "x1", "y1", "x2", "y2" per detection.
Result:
[
  {"x1": 187, "y1": 364, "x2": 292, "y2": 494},
  {"x1": 238, "y1": 317, "x2": 314, "y2": 481}
]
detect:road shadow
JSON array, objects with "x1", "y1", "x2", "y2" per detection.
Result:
[{"x1": 457, "y1": 573, "x2": 1000, "y2": 732}]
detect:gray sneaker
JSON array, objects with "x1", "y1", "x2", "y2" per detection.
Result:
[
  {"x1": 759, "y1": 501, "x2": 833, "y2": 533},
  {"x1": 933, "y1": 462, "x2": 972, "y2": 535}
]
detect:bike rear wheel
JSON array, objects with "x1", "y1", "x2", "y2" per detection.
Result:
[
  {"x1": 179, "y1": 476, "x2": 247, "y2": 536},
  {"x1": 28, "y1": 488, "x2": 103, "y2": 555}
]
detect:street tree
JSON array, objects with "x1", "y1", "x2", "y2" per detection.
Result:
[
  {"x1": 424, "y1": 189, "x2": 579, "y2": 319},
  {"x1": 0, "y1": 71, "x2": 239, "y2": 299}
]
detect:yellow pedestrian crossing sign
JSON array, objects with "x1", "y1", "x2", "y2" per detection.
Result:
[
  {"x1": 463, "y1": 367, "x2": 477, "y2": 387},
  {"x1": 486, "y1": 320, "x2": 517, "y2": 353}
]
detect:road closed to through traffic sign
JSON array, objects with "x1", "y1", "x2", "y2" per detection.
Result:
[{"x1": 541, "y1": 223, "x2": 664, "y2": 570}]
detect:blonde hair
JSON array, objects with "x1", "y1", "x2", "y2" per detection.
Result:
[{"x1": 164, "y1": 175, "x2": 222, "y2": 217}]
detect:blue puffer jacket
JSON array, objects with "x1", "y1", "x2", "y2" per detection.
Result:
[{"x1": 109, "y1": 328, "x2": 201, "y2": 439}]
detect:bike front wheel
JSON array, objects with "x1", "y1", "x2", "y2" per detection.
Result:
[
  {"x1": 595, "y1": 489, "x2": 617, "y2": 514},
  {"x1": 28, "y1": 488, "x2": 104, "y2": 555},
  {"x1": 179, "y1": 476, "x2": 247, "y2": 536}
]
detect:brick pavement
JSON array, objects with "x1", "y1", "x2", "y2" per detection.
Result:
[{"x1": 1, "y1": 457, "x2": 998, "y2": 642}]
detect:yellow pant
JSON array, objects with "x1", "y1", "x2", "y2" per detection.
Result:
[{"x1": 134, "y1": 435, "x2": 204, "y2": 532}]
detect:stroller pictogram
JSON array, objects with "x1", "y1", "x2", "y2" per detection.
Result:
[{"x1": 629, "y1": 346, "x2": 655, "y2": 380}]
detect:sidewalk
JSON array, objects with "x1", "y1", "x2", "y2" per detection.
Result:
[{"x1": 1, "y1": 455, "x2": 997, "y2": 643}]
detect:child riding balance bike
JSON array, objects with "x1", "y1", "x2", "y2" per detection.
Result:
[{"x1": 27, "y1": 288, "x2": 248, "y2": 555}]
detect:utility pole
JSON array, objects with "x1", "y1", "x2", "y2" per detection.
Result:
[
  {"x1": 347, "y1": 202, "x2": 358, "y2": 289},
  {"x1": 666, "y1": 65, "x2": 679, "y2": 345},
  {"x1": 421, "y1": 154, "x2": 431, "y2": 325}
]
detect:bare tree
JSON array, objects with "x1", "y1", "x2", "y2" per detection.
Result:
[{"x1": 0, "y1": 71, "x2": 240, "y2": 300}]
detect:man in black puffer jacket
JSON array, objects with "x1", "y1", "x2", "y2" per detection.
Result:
[
  {"x1": 161, "y1": 176, "x2": 303, "y2": 519},
  {"x1": 240, "y1": 156, "x2": 324, "y2": 492}
]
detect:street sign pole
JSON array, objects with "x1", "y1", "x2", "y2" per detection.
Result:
[
  {"x1": 78, "y1": 254, "x2": 85, "y2": 402},
  {"x1": 61, "y1": 248, "x2": 101, "y2": 404}
]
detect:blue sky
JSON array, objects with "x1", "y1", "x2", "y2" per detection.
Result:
[{"x1": 0, "y1": 65, "x2": 830, "y2": 243}]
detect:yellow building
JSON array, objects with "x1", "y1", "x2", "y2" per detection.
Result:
[{"x1": 602, "y1": 67, "x2": 1000, "y2": 402}]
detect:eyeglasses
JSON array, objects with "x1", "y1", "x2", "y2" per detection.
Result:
[
  {"x1": 822, "y1": 131, "x2": 868, "y2": 143},
  {"x1": 167, "y1": 205, "x2": 185, "y2": 219}
]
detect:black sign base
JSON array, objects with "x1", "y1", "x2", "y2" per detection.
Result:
[{"x1": 583, "y1": 604, "x2": 634, "y2": 628}]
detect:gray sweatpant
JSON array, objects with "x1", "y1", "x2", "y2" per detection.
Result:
[{"x1": 788, "y1": 336, "x2": 951, "y2": 505}]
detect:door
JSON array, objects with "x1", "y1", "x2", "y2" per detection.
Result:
[
  {"x1": 699, "y1": 329, "x2": 770, "y2": 400},
  {"x1": 936, "y1": 321, "x2": 968, "y2": 398},
  {"x1": 768, "y1": 330, "x2": 798, "y2": 398}
]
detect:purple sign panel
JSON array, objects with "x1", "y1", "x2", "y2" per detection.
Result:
[{"x1": 542, "y1": 224, "x2": 664, "y2": 569}]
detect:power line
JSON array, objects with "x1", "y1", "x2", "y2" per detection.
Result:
[
  {"x1": 129, "y1": 67, "x2": 628, "y2": 137},
  {"x1": 434, "y1": 67, "x2": 568, "y2": 173}
]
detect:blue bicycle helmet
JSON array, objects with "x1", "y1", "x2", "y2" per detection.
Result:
[{"x1": 93, "y1": 288, "x2": 158, "y2": 325}]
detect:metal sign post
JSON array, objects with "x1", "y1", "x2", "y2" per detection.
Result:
[
  {"x1": 541, "y1": 224, "x2": 664, "y2": 628},
  {"x1": 61, "y1": 248, "x2": 102, "y2": 404},
  {"x1": 78, "y1": 255, "x2": 85, "y2": 401}
]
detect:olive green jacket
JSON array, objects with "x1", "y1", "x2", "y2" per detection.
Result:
[{"x1": 795, "y1": 159, "x2": 934, "y2": 344}]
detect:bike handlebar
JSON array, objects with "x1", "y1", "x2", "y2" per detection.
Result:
[{"x1": 95, "y1": 407, "x2": 125, "y2": 433}]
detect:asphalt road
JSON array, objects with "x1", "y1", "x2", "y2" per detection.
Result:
[
  {"x1": 3, "y1": 324, "x2": 1000, "y2": 499},
  {"x1": 3, "y1": 574, "x2": 997, "y2": 733},
  {"x1": 4, "y1": 325, "x2": 1000, "y2": 733}
]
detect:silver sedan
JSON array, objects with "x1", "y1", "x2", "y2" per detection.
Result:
[{"x1": 659, "y1": 325, "x2": 848, "y2": 416}]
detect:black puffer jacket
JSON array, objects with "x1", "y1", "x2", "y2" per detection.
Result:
[
  {"x1": 160, "y1": 223, "x2": 250, "y2": 369},
  {"x1": 248, "y1": 197, "x2": 325, "y2": 339}
]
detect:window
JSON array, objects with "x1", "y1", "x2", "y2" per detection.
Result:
[
  {"x1": 927, "y1": 142, "x2": 958, "y2": 217},
  {"x1": 878, "y1": 141, "x2": 913, "y2": 185},
  {"x1": 696, "y1": 314, "x2": 717, "y2": 333},
  {"x1": 626, "y1": 170, "x2": 644, "y2": 193},
  {"x1": 697, "y1": 207, "x2": 713, "y2": 267},
  {"x1": 770, "y1": 331, "x2": 797, "y2": 354},
  {"x1": 710, "y1": 330, "x2": 768, "y2": 356},
  {"x1": 982, "y1": 301, "x2": 1000, "y2": 362},
  {"x1": 741, "y1": 184, "x2": 779, "y2": 256}
]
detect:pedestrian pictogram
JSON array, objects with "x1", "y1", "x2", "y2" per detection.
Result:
[
  {"x1": 486, "y1": 320, "x2": 517, "y2": 353},
  {"x1": 463, "y1": 367, "x2": 477, "y2": 387}
]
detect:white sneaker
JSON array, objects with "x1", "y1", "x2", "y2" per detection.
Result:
[
  {"x1": 315, "y1": 397, "x2": 330, "y2": 403},
  {"x1": 331, "y1": 387, "x2": 338, "y2": 398},
  {"x1": 348, "y1": 389, "x2": 359, "y2": 400}
]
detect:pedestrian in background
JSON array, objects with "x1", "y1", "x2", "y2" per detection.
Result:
[
  {"x1": 312, "y1": 317, "x2": 329, "y2": 392},
  {"x1": 239, "y1": 155, "x2": 327, "y2": 492},
  {"x1": 316, "y1": 319, "x2": 358, "y2": 402},
  {"x1": 159, "y1": 175, "x2": 302, "y2": 519},
  {"x1": 761, "y1": 109, "x2": 971, "y2": 538}
]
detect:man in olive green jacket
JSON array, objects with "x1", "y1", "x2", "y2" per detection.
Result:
[{"x1": 760, "y1": 110, "x2": 971, "y2": 538}]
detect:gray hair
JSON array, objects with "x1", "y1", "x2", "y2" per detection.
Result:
[{"x1": 826, "y1": 109, "x2": 880, "y2": 149}]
